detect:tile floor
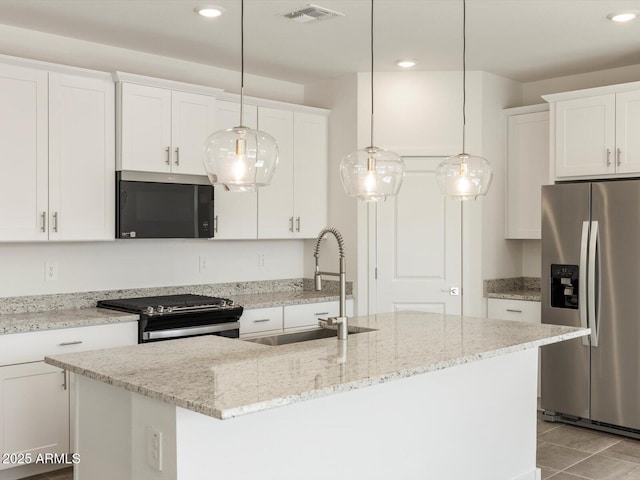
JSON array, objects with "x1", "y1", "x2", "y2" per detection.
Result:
[
  {"x1": 17, "y1": 423, "x2": 640, "y2": 480},
  {"x1": 537, "y1": 420, "x2": 640, "y2": 479}
]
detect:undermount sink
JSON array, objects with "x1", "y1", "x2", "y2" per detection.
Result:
[{"x1": 243, "y1": 326, "x2": 376, "y2": 346}]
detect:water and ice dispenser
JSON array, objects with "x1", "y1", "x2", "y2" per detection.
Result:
[{"x1": 550, "y1": 264, "x2": 579, "y2": 309}]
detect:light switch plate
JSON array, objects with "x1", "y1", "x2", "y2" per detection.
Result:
[{"x1": 146, "y1": 426, "x2": 163, "y2": 471}]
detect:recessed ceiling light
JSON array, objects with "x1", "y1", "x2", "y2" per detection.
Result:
[
  {"x1": 195, "y1": 5, "x2": 225, "y2": 18},
  {"x1": 395, "y1": 59, "x2": 417, "y2": 69},
  {"x1": 607, "y1": 10, "x2": 638, "y2": 23}
]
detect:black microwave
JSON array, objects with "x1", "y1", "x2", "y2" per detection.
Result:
[{"x1": 116, "y1": 172, "x2": 214, "y2": 239}]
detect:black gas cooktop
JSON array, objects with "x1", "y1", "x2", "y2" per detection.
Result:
[{"x1": 97, "y1": 294, "x2": 239, "y2": 317}]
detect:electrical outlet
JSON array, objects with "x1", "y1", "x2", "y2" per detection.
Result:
[
  {"x1": 199, "y1": 255, "x2": 207, "y2": 273},
  {"x1": 45, "y1": 262, "x2": 58, "y2": 281},
  {"x1": 258, "y1": 253, "x2": 265, "y2": 270},
  {"x1": 146, "y1": 426, "x2": 163, "y2": 471}
]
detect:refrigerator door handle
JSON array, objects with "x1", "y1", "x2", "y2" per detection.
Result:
[
  {"x1": 588, "y1": 221, "x2": 600, "y2": 347},
  {"x1": 579, "y1": 221, "x2": 589, "y2": 346}
]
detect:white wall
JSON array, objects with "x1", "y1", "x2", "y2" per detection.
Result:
[
  {"x1": 522, "y1": 240, "x2": 541, "y2": 278},
  {"x1": 0, "y1": 24, "x2": 304, "y2": 104},
  {"x1": 0, "y1": 240, "x2": 304, "y2": 297}
]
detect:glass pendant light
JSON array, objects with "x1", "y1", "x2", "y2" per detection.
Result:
[
  {"x1": 203, "y1": 0, "x2": 278, "y2": 192},
  {"x1": 340, "y1": 0, "x2": 405, "y2": 202},
  {"x1": 435, "y1": 0, "x2": 492, "y2": 200}
]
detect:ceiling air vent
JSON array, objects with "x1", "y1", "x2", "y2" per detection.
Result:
[{"x1": 282, "y1": 4, "x2": 345, "y2": 24}]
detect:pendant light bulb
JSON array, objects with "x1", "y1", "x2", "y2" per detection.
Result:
[
  {"x1": 340, "y1": 0, "x2": 405, "y2": 201},
  {"x1": 203, "y1": 0, "x2": 278, "y2": 192},
  {"x1": 435, "y1": 0, "x2": 492, "y2": 200}
]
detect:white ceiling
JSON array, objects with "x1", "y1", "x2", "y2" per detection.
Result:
[{"x1": 0, "y1": 0, "x2": 638, "y2": 85}]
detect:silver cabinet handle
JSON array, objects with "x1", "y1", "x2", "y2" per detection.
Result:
[
  {"x1": 606, "y1": 149, "x2": 612, "y2": 167},
  {"x1": 314, "y1": 312, "x2": 330, "y2": 316},
  {"x1": 59, "y1": 340, "x2": 83, "y2": 346},
  {"x1": 165, "y1": 146, "x2": 171, "y2": 165},
  {"x1": 506, "y1": 309, "x2": 522, "y2": 313},
  {"x1": 296, "y1": 217, "x2": 301, "y2": 233},
  {"x1": 617, "y1": 148, "x2": 622, "y2": 166},
  {"x1": 175, "y1": 147, "x2": 180, "y2": 166},
  {"x1": 62, "y1": 370, "x2": 67, "y2": 390},
  {"x1": 289, "y1": 217, "x2": 294, "y2": 233},
  {"x1": 40, "y1": 211, "x2": 46, "y2": 232},
  {"x1": 214, "y1": 215, "x2": 219, "y2": 233},
  {"x1": 52, "y1": 212, "x2": 58, "y2": 232},
  {"x1": 253, "y1": 319, "x2": 271, "y2": 323}
]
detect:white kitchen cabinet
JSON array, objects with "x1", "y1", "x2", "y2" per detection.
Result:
[
  {"x1": 504, "y1": 105, "x2": 549, "y2": 239},
  {"x1": 239, "y1": 306, "x2": 284, "y2": 337},
  {"x1": 545, "y1": 83, "x2": 640, "y2": 180},
  {"x1": 0, "y1": 62, "x2": 114, "y2": 242},
  {"x1": 257, "y1": 107, "x2": 295, "y2": 238},
  {"x1": 212, "y1": 100, "x2": 259, "y2": 240},
  {"x1": 284, "y1": 299, "x2": 354, "y2": 331},
  {"x1": 118, "y1": 83, "x2": 216, "y2": 176},
  {"x1": 488, "y1": 298, "x2": 541, "y2": 396},
  {"x1": 257, "y1": 110, "x2": 328, "y2": 239},
  {"x1": 0, "y1": 321, "x2": 137, "y2": 476},
  {"x1": 0, "y1": 362, "x2": 69, "y2": 471}
]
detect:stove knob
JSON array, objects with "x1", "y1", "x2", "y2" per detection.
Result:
[
  {"x1": 157, "y1": 305, "x2": 165, "y2": 314},
  {"x1": 165, "y1": 307, "x2": 173, "y2": 313},
  {"x1": 146, "y1": 306, "x2": 155, "y2": 315},
  {"x1": 227, "y1": 300, "x2": 235, "y2": 306},
  {"x1": 220, "y1": 300, "x2": 227, "y2": 307}
]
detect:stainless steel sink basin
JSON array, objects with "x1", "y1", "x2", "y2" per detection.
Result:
[{"x1": 243, "y1": 326, "x2": 376, "y2": 346}]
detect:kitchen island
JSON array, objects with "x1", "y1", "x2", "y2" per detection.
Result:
[{"x1": 45, "y1": 311, "x2": 588, "y2": 480}]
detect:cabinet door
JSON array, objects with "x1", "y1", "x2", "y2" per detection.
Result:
[
  {"x1": 555, "y1": 95, "x2": 615, "y2": 178},
  {"x1": 0, "y1": 362, "x2": 69, "y2": 470},
  {"x1": 487, "y1": 299, "x2": 541, "y2": 323},
  {"x1": 292, "y1": 112, "x2": 328, "y2": 238},
  {"x1": 171, "y1": 91, "x2": 216, "y2": 176},
  {"x1": 284, "y1": 300, "x2": 353, "y2": 330},
  {"x1": 615, "y1": 90, "x2": 640, "y2": 174},
  {"x1": 212, "y1": 100, "x2": 258, "y2": 239},
  {"x1": 257, "y1": 107, "x2": 294, "y2": 239},
  {"x1": 240, "y1": 306, "x2": 284, "y2": 337},
  {"x1": 506, "y1": 111, "x2": 549, "y2": 239},
  {"x1": 0, "y1": 64, "x2": 48, "y2": 241},
  {"x1": 120, "y1": 83, "x2": 171, "y2": 173},
  {"x1": 48, "y1": 73, "x2": 115, "y2": 241}
]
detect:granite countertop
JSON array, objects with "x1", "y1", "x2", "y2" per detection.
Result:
[
  {"x1": 0, "y1": 290, "x2": 348, "y2": 335},
  {"x1": 484, "y1": 277, "x2": 541, "y2": 302},
  {"x1": 46, "y1": 311, "x2": 588, "y2": 420}
]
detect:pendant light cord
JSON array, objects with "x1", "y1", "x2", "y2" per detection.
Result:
[
  {"x1": 239, "y1": 0, "x2": 244, "y2": 126},
  {"x1": 370, "y1": 0, "x2": 374, "y2": 147},
  {"x1": 461, "y1": 0, "x2": 466, "y2": 153}
]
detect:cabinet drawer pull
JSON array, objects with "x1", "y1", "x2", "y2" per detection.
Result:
[
  {"x1": 62, "y1": 370, "x2": 67, "y2": 390},
  {"x1": 40, "y1": 211, "x2": 46, "y2": 232},
  {"x1": 52, "y1": 212, "x2": 59, "y2": 232},
  {"x1": 606, "y1": 148, "x2": 612, "y2": 167},
  {"x1": 296, "y1": 217, "x2": 301, "y2": 233},
  {"x1": 289, "y1": 217, "x2": 294, "y2": 233},
  {"x1": 617, "y1": 148, "x2": 622, "y2": 166},
  {"x1": 59, "y1": 340, "x2": 83, "y2": 346},
  {"x1": 253, "y1": 319, "x2": 271, "y2": 323},
  {"x1": 214, "y1": 215, "x2": 219, "y2": 233},
  {"x1": 314, "y1": 312, "x2": 329, "y2": 316},
  {"x1": 506, "y1": 309, "x2": 522, "y2": 313},
  {"x1": 175, "y1": 147, "x2": 180, "y2": 166},
  {"x1": 165, "y1": 146, "x2": 171, "y2": 165}
]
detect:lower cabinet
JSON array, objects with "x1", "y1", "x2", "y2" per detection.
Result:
[
  {"x1": 239, "y1": 300, "x2": 354, "y2": 337},
  {"x1": 487, "y1": 298, "x2": 541, "y2": 396},
  {"x1": 0, "y1": 362, "x2": 69, "y2": 471},
  {"x1": 0, "y1": 321, "x2": 137, "y2": 477}
]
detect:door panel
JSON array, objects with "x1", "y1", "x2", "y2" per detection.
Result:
[
  {"x1": 615, "y1": 91, "x2": 640, "y2": 174},
  {"x1": 540, "y1": 183, "x2": 591, "y2": 418},
  {"x1": 377, "y1": 157, "x2": 461, "y2": 315},
  {"x1": 172, "y1": 91, "x2": 216, "y2": 176},
  {"x1": 590, "y1": 180, "x2": 640, "y2": 428}
]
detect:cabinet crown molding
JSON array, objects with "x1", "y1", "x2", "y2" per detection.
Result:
[
  {"x1": 542, "y1": 80, "x2": 640, "y2": 103},
  {"x1": 113, "y1": 71, "x2": 224, "y2": 97}
]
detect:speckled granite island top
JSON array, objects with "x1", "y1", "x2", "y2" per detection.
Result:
[{"x1": 46, "y1": 311, "x2": 589, "y2": 420}]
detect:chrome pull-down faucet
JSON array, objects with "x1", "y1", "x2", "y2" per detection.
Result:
[{"x1": 313, "y1": 227, "x2": 348, "y2": 340}]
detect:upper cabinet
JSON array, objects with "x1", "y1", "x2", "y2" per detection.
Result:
[
  {"x1": 258, "y1": 109, "x2": 328, "y2": 239},
  {"x1": 0, "y1": 61, "x2": 114, "y2": 242},
  {"x1": 117, "y1": 77, "x2": 218, "y2": 176},
  {"x1": 504, "y1": 105, "x2": 549, "y2": 240},
  {"x1": 544, "y1": 82, "x2": 640, "y2": 180}
]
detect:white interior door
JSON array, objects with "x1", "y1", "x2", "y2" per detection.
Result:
[{"x1": 376, "y1": 157, "x2": 461, "y2": 315}]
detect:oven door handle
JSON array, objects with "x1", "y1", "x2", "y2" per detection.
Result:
[{"x1": 143, "y1": 322, "x2": 240, "y2": 341}]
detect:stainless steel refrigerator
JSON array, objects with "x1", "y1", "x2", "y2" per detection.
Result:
[{"x1": 541, "y1": 180, "x2": 640, "y2": 435}]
